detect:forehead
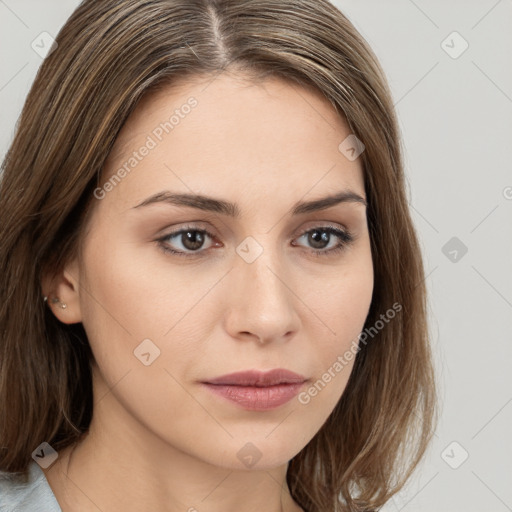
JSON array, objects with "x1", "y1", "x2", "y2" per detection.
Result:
[{"x1": 100, "y1": 72, "x2": 365, "y2": 211}]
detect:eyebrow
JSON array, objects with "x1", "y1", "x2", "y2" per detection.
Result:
[{"x1": 132, "y1": 189, "x2": 367, "y2": 216}]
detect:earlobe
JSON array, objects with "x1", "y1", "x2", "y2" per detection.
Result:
[
  {"x1": 43, "y1": 296, "x2": 68, "y2": 309},
  {"x1": 41, "y1": 260, "x2": 83, "y2": 324}
]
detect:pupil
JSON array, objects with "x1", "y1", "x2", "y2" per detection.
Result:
[
  {"x1": 309, "y1": 230, "x2": 329, "y2": 249},
  {"x1": 183, "y1": 231, "x2": 204, "y2": 250}
]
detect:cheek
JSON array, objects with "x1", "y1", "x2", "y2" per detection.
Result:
[
  {"x1": 79, "y1": 227, "x2": 172, "y2": 336},
  {"x1": 304, "y1": 248, "x2": 373, "y2": 395},
  {"x1": 313, "y1": 243, "x2": 374, "y2": 339},
  {"x1": 77, "y1": 229, "x2": 163, "y2": 382},
  {"x1": 77, "y1": 234, "x2": 210, "y2": 438},
  {"x1": 77, "y1": 227, "x2": 217, "y2": 387}
]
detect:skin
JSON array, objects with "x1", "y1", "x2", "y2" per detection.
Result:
[{"x1": 42, "y1": 71, "x2": 374, "y2": 512}]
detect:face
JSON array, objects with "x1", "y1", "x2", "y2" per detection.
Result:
[{"x1": 56, "y1": 72, "x2": 373, "y2": 470}]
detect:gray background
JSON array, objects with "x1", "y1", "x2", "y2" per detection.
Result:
[{"x1": 1, "y1": 1, "x2": 511, "y2": 511}]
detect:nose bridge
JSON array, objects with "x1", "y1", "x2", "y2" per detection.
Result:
[
  {"x1": 224, "y1": 234, "x2": 300, "y2": 342},
  {"x1": 238, "y1": 234, "x2": 288, "y2": 304}
]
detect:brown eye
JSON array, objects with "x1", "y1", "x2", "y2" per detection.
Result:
[
  {"x1": 157, "y1": 226, "x2": 218, "y2": 257},
  {"x1": 292, "y1": 226, "x2": 353, "y2": 256}
]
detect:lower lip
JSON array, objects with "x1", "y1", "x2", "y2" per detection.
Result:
[{"x1": 201, "y1": 382, "x2": 305, "y2": 410}]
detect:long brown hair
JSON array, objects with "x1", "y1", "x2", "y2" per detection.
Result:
[{"x1": 0, "y1": 1, "x2": 438, "y2": 510}]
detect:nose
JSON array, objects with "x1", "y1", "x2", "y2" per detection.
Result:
[{"x1": 222, "y1": 247, "x2": 301, "y2": 345}]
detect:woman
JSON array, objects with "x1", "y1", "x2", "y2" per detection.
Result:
[{"x1": 0, "y1": 0, "x2": 438, "y2": 511}]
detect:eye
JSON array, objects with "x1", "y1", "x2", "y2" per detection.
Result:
[
  {"x1": 292, "y1": 225, "x2": 354, "y2": 256},
  {"x1": 156, "y1": 225, "x2": 218, "y2": 257},
  {"x1": 156, "y1": 224, "x2": 354, "y2": 258}
]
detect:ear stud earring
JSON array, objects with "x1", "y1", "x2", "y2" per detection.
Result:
[{"x1": 43, "y1": 296, "x2": 68, "y2": 309}]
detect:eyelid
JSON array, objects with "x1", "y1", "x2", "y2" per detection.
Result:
[
  {"x1": 156, "y1": 221, "x2": 355, "y2": 259},
  {"x1": 157, "y1": 219, "x2": 349, "y2": 240},
  {"x1": 295, "y1": 220, "x2": 349, "y2": 236}
]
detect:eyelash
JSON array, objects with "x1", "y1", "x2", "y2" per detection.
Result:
[{"x1": 156, "y1": 224, "x2": 354, "y2": 259}]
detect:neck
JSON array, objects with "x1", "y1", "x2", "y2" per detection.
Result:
[{"x1": 43, "y1": 370, "x2": 303, "y2": 512}]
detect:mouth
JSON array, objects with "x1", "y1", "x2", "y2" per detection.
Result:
[{"x1": 201, "y1": 369, "x2": 308, "y2": 411}]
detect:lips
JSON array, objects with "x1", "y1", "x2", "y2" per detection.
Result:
[
  {"x1": 204, "y1": 369, "x2": 307, "y2": 387},
  {"x1": 201, "y1": 369, "x2": 307, "y2": 411}
]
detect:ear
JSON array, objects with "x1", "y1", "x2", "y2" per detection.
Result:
[{"x1": 41, "y1": 258, "x2": 83, "y2": 324}]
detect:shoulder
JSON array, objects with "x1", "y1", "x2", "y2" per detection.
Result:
[{"x1": 0, "y1": 461, "x2": 61, "y2": 511}]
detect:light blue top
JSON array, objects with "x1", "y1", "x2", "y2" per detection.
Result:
[{"x1": 0, "y1": 461, "x2": 61, "y2": 511}]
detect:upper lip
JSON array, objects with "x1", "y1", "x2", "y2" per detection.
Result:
[{"x1": 203, "y1": 369, "x2": 307, "y2": 387}]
